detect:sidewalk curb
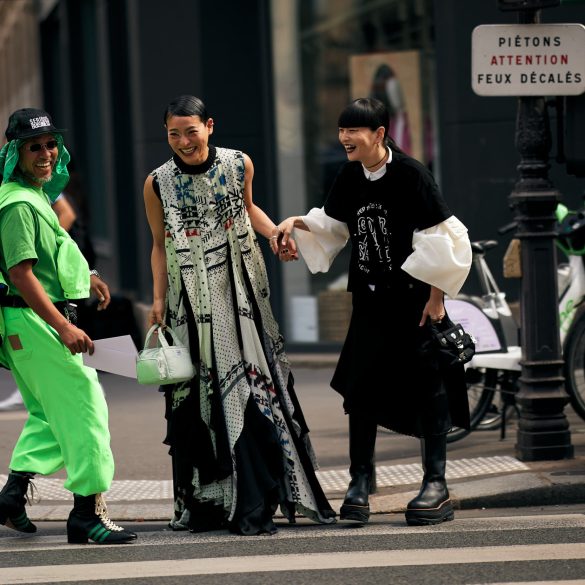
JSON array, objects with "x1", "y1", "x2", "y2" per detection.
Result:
[
  {"x1": 368, "y1": 470, "x2": 585, "y2": 515},
  {"x1": 452, "y1": 470, "x2": 585, "y2": 510}
]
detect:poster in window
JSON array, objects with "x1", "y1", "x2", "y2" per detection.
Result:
[{"x1": 350, "y1": 50, "x2": 427, "y2": 166}]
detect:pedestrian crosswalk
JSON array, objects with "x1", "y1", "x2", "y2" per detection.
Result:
[
  {"x1": 1, "y1": 513, "x2": 584, "y2": 584},
  {"x1": 2, "y1": 544, "x2": 585, "y2": 583}
]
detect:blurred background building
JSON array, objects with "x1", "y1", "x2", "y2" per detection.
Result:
[{"x1": 1, "y1": 0, "x2": 583, "y2": 348}]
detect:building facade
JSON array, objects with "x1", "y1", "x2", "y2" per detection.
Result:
[{"x1": 1, "y1": 0, "x2": 583, "y2": 346}]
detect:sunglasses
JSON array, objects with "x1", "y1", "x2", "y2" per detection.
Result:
[{"x1": 25, "y1": 140, "x2": 58, "y2": 153}]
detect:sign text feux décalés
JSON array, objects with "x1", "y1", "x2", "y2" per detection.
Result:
[{"x1": 472, "y1": 24, "x2": 585, "y2": 96}]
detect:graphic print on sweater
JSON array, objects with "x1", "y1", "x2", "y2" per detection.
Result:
[{"x1": 356, "y1": 201, "x2": 392, "y2": 277}]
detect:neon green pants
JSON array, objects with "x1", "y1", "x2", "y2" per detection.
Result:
[{"x1": 2, "y1": 307, "x2": 114, "y2": 496}]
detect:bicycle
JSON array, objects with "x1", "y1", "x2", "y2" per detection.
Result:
[{"x1": 444, "y1": 203, "x2": 585, "y2": 443}]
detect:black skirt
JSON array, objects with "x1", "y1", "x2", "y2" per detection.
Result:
[{"x1": 331, "y1": 283, "x2": 470, "y2": 437}]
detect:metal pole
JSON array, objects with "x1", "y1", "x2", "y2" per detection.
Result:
[{"x1": 510, "y1": 8, "x2": 573, "y2": 461}]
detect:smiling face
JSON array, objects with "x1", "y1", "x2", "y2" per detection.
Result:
[
  {"x1": 166, "y1": 115, "x2": 214, "y2": 165},
  {"x1": 338, "y1": 126, "x2": 385, "y2": 166},
  {"x1": 17, "y1": 133, "x2": 58, "y2": 187}
]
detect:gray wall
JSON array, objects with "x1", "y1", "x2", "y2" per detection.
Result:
[{"x1": 40, "y1": 0, "x2": 282, "y2": 320}]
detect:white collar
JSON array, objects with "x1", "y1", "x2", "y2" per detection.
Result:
[{"x1": 362, "y1": 147, "x2": 393, "y2": 181}]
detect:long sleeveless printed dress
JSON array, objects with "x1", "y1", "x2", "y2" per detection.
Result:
[{"x1": 151, "y1": 146, "x2": 335, "y2": 534}]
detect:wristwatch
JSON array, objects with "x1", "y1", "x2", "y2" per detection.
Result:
[{"x1": 89, "y1": 269, "x2": 101, "y2": 279}]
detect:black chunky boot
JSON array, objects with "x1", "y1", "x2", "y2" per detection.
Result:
[
  {"x1": 405, "y1": 434, "x2": 454, "y2": 526},
  {"x1": 340, "y1": 414, "x2": 377, "y2": 524},
  {"x1": 0, "y1": 472, "x2": 37, "y2": 533},
  {"x1": 67, "y1": 494, "x2": 137, "y2": 544}
]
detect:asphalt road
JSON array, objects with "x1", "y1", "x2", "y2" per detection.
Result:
[
  {"x1": 2, "y1": 368, "x2": 585, "y2": 583},
  {"x1": 1, "y1": 507, "x2": 584, "y2": 584}
]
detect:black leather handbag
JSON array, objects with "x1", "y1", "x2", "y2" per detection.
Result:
[{"x1": 423, "y1": 316, "x2": 476, "y2": 367}]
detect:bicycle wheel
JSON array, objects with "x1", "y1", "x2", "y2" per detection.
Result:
[
  {"x1": 447, "y1": 368, "x2": 496, "y2": 443},
  {"x1": 563, "y1": 312, "x2": 585, "y2": 420}
]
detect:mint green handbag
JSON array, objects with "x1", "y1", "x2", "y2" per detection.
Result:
[{"x1": 136, "y1": 325, "x2": 195, "y2": 385}]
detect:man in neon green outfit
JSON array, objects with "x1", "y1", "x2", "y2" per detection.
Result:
[{"x1": 0, "y1": 108, "x2": 136, "y2": 544}]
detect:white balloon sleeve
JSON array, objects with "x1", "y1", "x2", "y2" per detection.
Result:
[
  {"x1": 295, "y1": 207, "x2": 350, "y2": 274},
  {"x1": 400, "y1": 215, "x2": 472, "y2": 298}
]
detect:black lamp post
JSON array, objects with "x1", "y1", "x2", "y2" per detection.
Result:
[{"x1": 503, "y1": 2, "x2": 574, "y2": 460}]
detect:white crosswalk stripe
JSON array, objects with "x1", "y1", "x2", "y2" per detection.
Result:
[
  {"x1": 1, "y1": 513, "x2": 584, "y2": 583},
  {"x1": 1, "y1": 543, "x2": 585, "y2": 583}
]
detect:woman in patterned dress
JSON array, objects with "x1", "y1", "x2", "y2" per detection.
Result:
[{"x1": 143, "y1": 95, "x2": 336, "y2": 535}]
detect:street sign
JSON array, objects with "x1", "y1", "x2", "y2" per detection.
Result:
[{"x1": 472, "y1": 24, "x2": 585, "y2": 96}]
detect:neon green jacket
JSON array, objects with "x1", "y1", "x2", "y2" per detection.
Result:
[{"x1": 0, "y1": 182, "x2": 90, "y2": 366}]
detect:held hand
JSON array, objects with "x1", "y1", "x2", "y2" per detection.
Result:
[
  {"x1": 277, "y1": 217, "x2": 297, "y2": 247},
  {"x1": 57, "y1": 322, "x2": 95, "y2": 355},
  {"x1": 90, "y1": 274, "x2": 111, "y2": 311},
  {"x1": 277, "y1": 236, "x2": 299, "y2": 262},
  {"x1": 274, "y1": 217, "x2": 299, "y2": 262},
  {"x1": 148, "y1": 299, "x2": 166, "y2": 327}
]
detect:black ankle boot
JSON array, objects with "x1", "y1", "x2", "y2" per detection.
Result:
[
  {"x1": 0, "y1": 472, "x2": 37, "y2": 533},
  {"x1": 340, "y1": 465, "x2": 372, "y2": 523},
  {"x1": 340, "y1": 414, "x2": 377, "y2": 524},
  {"x1": 67, "y1": 494, "x2": 137, "y2": 544},
  {"x1": 405, "y1": 434, "x2": 454, "y2": 526}
]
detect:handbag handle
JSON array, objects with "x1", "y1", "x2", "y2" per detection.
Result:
[{"x1": 143, "y1": 324, "x2": 183, "y2": 350}]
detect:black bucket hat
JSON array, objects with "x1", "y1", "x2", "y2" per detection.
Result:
[{"x1": 4, "y1": 108, "x2": 66, "y2": 141}]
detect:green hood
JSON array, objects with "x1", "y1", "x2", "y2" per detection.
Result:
[{"x1": 0, "y1": 135, "x2": 70, "y2": 203}]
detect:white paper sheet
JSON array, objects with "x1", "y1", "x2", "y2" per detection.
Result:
[{"x1": 82, "y1": 335, "x2": 138, "y2": 378}]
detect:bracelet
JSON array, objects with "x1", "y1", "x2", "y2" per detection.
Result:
[
  {"x1": 269, "y1": 236, "x2": 278, "y2": 240},
  {"x1": 89, "y1": 269, "x2": 101, "y2": 279}
]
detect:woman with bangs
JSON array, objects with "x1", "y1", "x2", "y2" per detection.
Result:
[{"x1": 278, "y1": 97, "x2": 472, "y2": 526}]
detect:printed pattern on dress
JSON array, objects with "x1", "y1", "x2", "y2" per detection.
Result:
[{"x1": 153, "y1": 148, "x2": 332, "y2": 525}]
